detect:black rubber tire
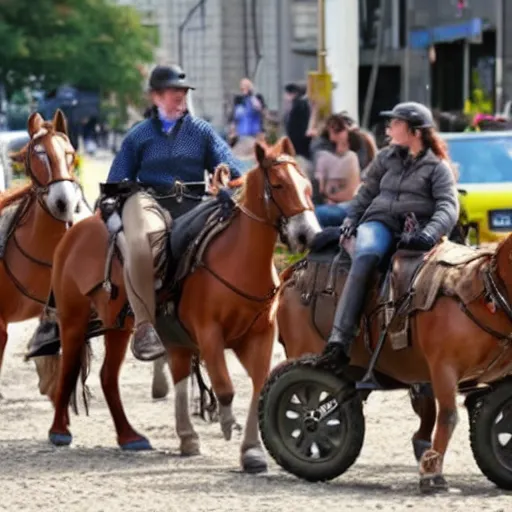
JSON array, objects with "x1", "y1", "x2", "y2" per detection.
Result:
[
  {"x1": 469, "y1": 379, "x2": 512, "y2": 490},
  {"x1": 258, "y1": 357, "x2": 365, "y2": 482}
]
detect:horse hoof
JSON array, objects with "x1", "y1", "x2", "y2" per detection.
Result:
[
  {"x1": 180, "y1": 437, "x2": 200, "y2": 456},
  {"x1": 241, "y1": 447, "x2": 268, "y2": 474},
  {"x1": 120, "y1": 437, "x2": 153, "y2": 451},
  {"x1": 419, "y1": 474, "x2": 449, "y2": 494},
  {"x1": 151, "y1": 379, "x2": 169, "y2": 400},
  {"x1": 413, "y1": 439, "x2": 432, "y2": 462},
  {"x1": 49, "y1": 432, "x2": 72, "y2": 446}
]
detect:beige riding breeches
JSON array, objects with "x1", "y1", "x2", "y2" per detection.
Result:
[{"x1": 121, "y1": 192, "x2": 170, "y2": 327}]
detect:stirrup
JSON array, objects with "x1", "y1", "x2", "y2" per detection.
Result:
[{"x1": 356, "y1": 370, "x2": 384, "y2": 391}]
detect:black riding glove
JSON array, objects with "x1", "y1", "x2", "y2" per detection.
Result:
[
  {"x1": 340, "y1": 218, "x2": 357, "y2": 240},
  {"x1": 398, "y1": 231, "x2": 436, "y2": 251}
]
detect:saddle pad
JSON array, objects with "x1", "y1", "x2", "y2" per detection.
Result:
[
  {"x1": 0, "y1": 202, "x2": 21, "y2": 259},
  {"x1": 170, "y1": 197, "x2": 223, "y2": 258},
  {"x1": 432, "y1": 240, "x2": 495, "y2": 266}
]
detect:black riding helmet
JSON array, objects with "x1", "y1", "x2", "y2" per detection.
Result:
[
  {"x1": 380, "y1": 102, "x2": 434, "y2": 129},
  {"x1": 148, "y1": 64, "x2": 195, "y2": 91}
]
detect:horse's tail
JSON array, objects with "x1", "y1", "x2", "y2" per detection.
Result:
[
  {"x1": 69, "y1": 341, "x2": 93, "y2": 416},
  {"x1": 192, "y1": 355, "x2": 218, "y2": 422}
]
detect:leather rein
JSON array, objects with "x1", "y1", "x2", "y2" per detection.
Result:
[
  {"x1": 456, "y1": 253, "x2": 512, "y2": 381},
  {"x1": 199, "y1": 155, "x2": 301, "y2": 303},
  {"x1": 458, "y1": 255, "x2": 512, "y2": 343},
  {"x1": 3, "y1": 136, "x2": 80, "y2": 304}
]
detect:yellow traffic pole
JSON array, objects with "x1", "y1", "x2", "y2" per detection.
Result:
[{"x1": 307, "y1": 0, "x2": 332, "y2": 129}]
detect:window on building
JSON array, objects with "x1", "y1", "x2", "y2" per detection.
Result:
[
  {"x1": 360, "y1": 0, "x2": 382, "y2": 49},
  {"x1": 360, "y1": 0, "x2": 406, "y2": 50},
  {"x1": 292, "y1": 0, "x2": 317, "y2": 48}
]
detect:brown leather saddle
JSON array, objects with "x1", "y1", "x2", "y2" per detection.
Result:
[{"x1": 97, "y1": 181, "x2": 237, "y2": 351}]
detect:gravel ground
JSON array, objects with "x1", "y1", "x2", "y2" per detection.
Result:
[{"x1": 0, "y1": 319, "x2": 510, "y2": 512}]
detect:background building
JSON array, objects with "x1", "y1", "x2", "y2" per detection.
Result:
[{"x1": 116, "y1": 0, "x2": 511, "y2": 130}]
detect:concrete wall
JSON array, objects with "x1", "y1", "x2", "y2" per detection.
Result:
[{"x1": 158, "y1": 0, "x2": 286, "y2": 129}]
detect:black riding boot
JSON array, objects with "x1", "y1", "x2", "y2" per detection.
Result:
[{"x1": 317, "y1": 254, "x2": 380, "y2": 372}]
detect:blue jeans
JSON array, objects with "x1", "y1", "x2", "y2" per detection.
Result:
[
  {"x1": 353, "y1": 221, "x2": 393, "y2": 262},
  {"x1": 315, "y1": 202, "x2": 351, "y2": 227}
]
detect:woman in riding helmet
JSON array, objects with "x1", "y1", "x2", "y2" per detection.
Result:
[{"x1": 317, "y1": 101, "x2": 459, "y2": 376}]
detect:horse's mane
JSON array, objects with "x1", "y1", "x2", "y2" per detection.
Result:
[
  {"x1": 233, "y1": 171, "x2": 249, "y2": 203},
  {"x1": 0, "y1": 184, "x2": 33, "y2": 210},
  {"x1": 230, "y1": 139, "x2": 305, "y2": 204}
]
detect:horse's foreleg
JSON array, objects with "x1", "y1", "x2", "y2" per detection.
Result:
[
  {"x1": 168, "y1": 347, "x2": 200, "y2": 456},
  {"x1": 101, "y1": 329, "x2": 152, "y2": 451},
  {"x1": 233, "y1": 325, "x2": 275, "y2": 474},
  {"x1": 49, "y1": 317, "x2": 88, "y2": 447},
  {"x1": 0, "y1": 320, "x2": 7, "y2": 399},
  {"x1": 152, "y1": 355, "x2": 169, "y2": 400},
  {"x1": 196, "y1": 328, "x2": 239, "y2": 441},
  {"x1": 409, "y1": 383, "x2": 436, "y2": 462},
  {"x1": 419, "y1": 364, "x2": 459, "y2": 493}
]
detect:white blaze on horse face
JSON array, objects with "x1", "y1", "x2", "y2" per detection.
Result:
[
  {"x1": 47, "y1": 181, "x2": 81, "y2": 223},
  {"x1": 284, "y1": 163, "x2": 321, "y2": 253},
  {"x1": 49, "y1": 135, "x2": 73, "y2": 181},
  {"x1": 44, "y1": 135, "x2": 82, "y2": 222}
]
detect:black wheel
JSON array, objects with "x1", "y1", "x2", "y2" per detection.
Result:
[
  {"x1": 469, "y1": 379, "x2": 512, "y2": 490},
  {"x1": 258, "y1": 356, "x2": 365, "y2": 482}
]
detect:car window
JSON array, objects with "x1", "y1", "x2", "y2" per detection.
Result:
[
  {"x1": 446, "y1": 136, "x2": 512, "y2": 184},
  {"x1": 7, "y1": 137, "x2": 29, "y2": 153}
]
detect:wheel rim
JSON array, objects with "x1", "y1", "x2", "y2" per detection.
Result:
[
  {"x1": 491, "y1": 397, "x2": 512, "y2": 471},
  {"x1": 276, "y1": 379, "x2": 348, "y2": 463}
]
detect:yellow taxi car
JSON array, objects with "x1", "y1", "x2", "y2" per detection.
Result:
[{"x1": 442, "y1": 130, "x2": 512, "y2": 244}]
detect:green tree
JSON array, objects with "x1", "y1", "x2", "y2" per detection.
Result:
[{"x1": 0, "y1": 0, "x2": 155, "y2": 102}]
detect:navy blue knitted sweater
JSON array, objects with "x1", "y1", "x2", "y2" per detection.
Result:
[{"x1": 107, "y1": 111, "x2": 242, "y2": 187}]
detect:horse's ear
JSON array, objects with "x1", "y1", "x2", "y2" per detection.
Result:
[
  {"x1": 277, "y1": 136, "x2": 296, "y2": 157},
  {"x1": 254, "y1": 140, "x2": 266, "y2": 164},
  {"x1": 27, "y1": 112, "x2": 44, "y2": 138},
  {"x1": 53, "y1": 109, "x2": 68, "y2": 135}
]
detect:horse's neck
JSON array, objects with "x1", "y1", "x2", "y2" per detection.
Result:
[
  {"x1": 236, "y1": 193, "x2": 278, "y2": 267},
  {"x1": 496, "y1": 238, "x2": 512, "y2": 294},
  {"x1": 19, "y1": 198, "x2": 67, "y2": 256}
]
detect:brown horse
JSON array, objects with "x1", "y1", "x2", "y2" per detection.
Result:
[
  {"x1": 261, "y1": 235, "x2": 512, "y2": 491},
  {"x1": 0, "y1": 110, "x2": 86, "y2": 397},
  {"x1": 276, "y1": 264, "x2": 437, "y2": 462},
  {"x1": 43, "y1": 137, "x2": 321, "y2": 470}
]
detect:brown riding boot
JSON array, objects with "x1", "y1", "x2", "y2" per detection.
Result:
[{"x1": 130, "y1": 322, "x2": 166, "y2": 362}]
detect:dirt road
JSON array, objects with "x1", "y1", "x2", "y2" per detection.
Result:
[
  {"x1": 0, "y1": 318, "x2": 509, "y2": 512},
  {"x1": 1, "y1": 153, "x2": 509, "y2": 511}
]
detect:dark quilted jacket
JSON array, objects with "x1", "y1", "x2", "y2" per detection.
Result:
[
  {"x1": 348, "y1": 145, "x2": 459, "y2": 241},
  {"x1": 107, "y1": 112, "x2": 242, "y2": 188}
]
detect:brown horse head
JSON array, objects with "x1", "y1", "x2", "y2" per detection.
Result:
[
  {"x1": 14, "y1": 109, "x2": 82, "y2": 222},
  {"x1": 247, "y1": 136, "x2": 320, "y2": 252},
  {"x1": 495, "y1": 233, "x2": 512, "y2": 294}
]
